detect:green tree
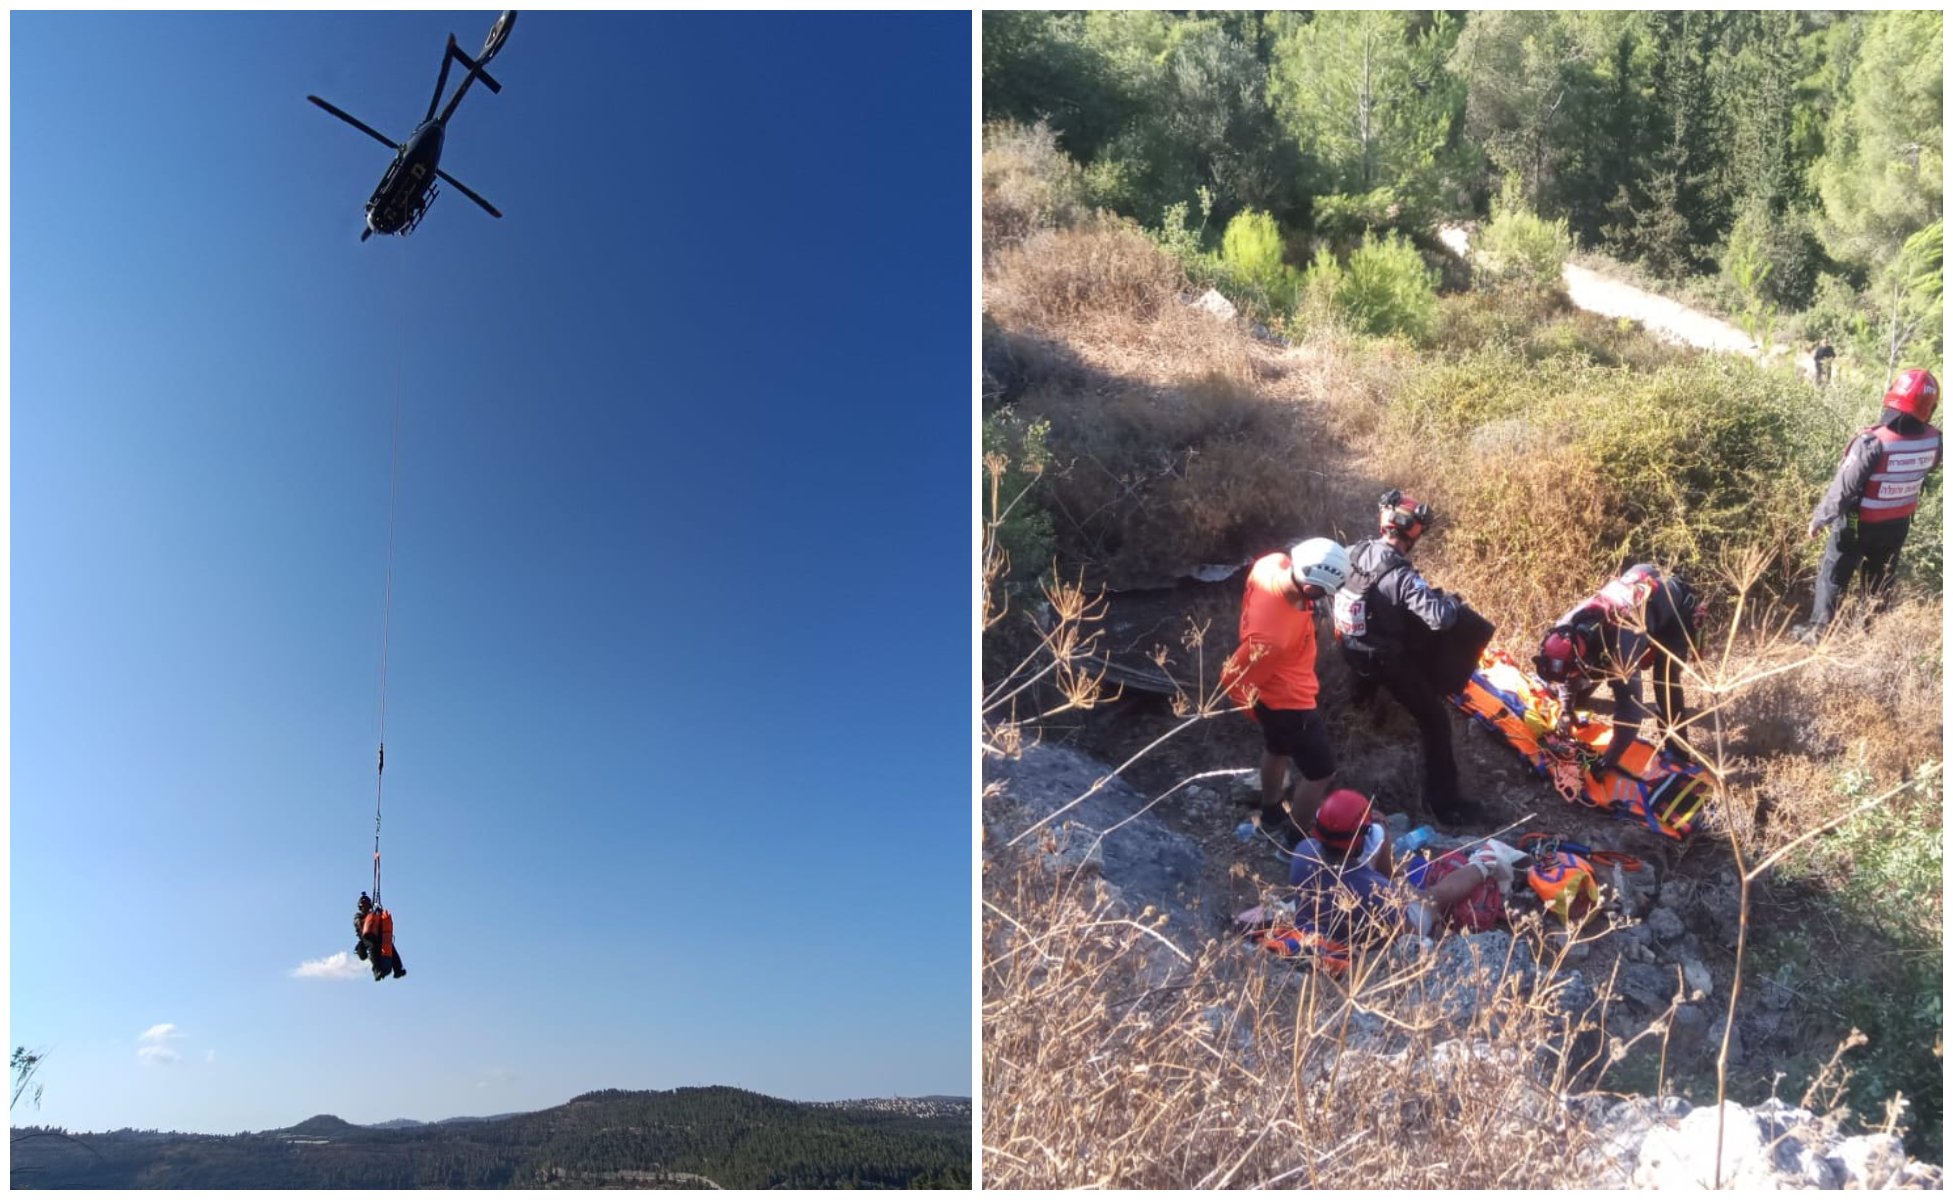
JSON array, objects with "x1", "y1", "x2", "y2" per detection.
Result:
[
  {"x1": 1810, "y1": 10, "x2": 1943, "y2": 277},
  {"x1": 1450, "y1": 12, "x2": 1595, "y2": 216},
  {"x1": 1054, "y1": 14, "x2": 1305, "y2": 230},
  {"x1": 982, "y1": 11, "x2": 1138, "y2": 168},
  {"x1": 1268, "y1": 11, "x2": 1462, "y2": 221},
  {"x1": 1868, "y1": 220, "x2": 1944, "y2": 376},
  {"x1": 1719, "y1": 11, "x2": 1810, "y2": 217}
]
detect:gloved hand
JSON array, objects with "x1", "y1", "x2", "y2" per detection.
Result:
[
  {"x1": 1468, "y1": 844, "x2": 1515, "y2": 892},
  {"x1": 354, "y1": 942, "x2": 368, "y2": 961}
]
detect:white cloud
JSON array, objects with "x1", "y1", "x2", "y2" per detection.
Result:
[
  {"x1": 138, "y1": 1024, "x2": 185, "y2": 1067},
  {"x1": 290, "y1": 950, "x2": 365, "y2": 981}
]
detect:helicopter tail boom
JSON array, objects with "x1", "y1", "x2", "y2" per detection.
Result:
[{"x1": 448, "y1": 37, "x2": 501, "y2": 95}]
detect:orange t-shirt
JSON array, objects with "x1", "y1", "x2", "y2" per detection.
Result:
[{"x1": 1223, "y1": 553, "x2": 1320, "y2": 711}]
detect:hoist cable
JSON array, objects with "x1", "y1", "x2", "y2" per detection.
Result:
[{"x1": 372, "y1": 246, "x2": 408, "y2": 910}]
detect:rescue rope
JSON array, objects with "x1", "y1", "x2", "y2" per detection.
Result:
[{"x1": 372, "y1": 247, "x2": 408, "y2": 911}]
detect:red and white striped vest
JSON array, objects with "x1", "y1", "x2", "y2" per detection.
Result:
[{"x1": 1859, "y1": 424, "x2": 1942, "y2": 523}]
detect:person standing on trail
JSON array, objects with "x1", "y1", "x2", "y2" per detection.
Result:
[
  {"x1": 1221, "y1": 538, "x2": 1350, "y2": 847},
  {"x1": 1797, "y1": 368, "x2": 1941, "y2": 643},
  {"x1": 1811, "y1": 338, "x2": 1836, "y2": 387},
  {"x1": 1535, "y1": 564, "x2": 1705, "y2": 768},
  {"x1": 1333, "y1": 491, "x2": 1481, "y2": 827}
]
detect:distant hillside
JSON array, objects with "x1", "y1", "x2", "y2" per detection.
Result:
[{"x1": 11, "y1": 1086, "x2": 972, "y2": 1189}]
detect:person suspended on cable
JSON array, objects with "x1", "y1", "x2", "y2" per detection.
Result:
[{"x1": 355, "y1": 892, "x2": 406, "y2": 981}]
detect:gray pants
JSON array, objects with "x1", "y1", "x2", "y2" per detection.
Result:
[{"x1": 1810, "y1": 516, "x2": 1909, "y2": 629}]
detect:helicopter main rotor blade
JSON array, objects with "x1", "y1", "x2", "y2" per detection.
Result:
[
  {"x1": 435, "y1": 168, "x2": 501, "y2": 219},
  {"x1": 307, "y1": 96, "x2": 400, "y2": 152}
]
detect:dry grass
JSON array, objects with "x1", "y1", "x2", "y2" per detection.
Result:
[
  {"x1": 982, "y1": 839, "x2": 1639, "y2": 1190},
  {"x1": 985, "y1": 225, "x2": 1352, "y2": 585},
  {"x1": 1714, "y1": 597, "x2": 1943, "y2": 859},
  {"x1": 981, "y1": 120, "x2": 1089, "y2": 255},
  {"x1": 985, "y1": 221, "x2": 1268, "y2": 394}
]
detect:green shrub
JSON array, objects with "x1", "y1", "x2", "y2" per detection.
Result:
[
  {"x1": 1772, "y1": 764, "x2": 1945, "y2": 1158},
  {"x1": 1474, "y1": 190, "x2": 1573, "y2": 289},
  {"x1": 1311, "y1": 187, "x2": 1401, "y2": 253},
  {"x1": 1299, "y1": 231, "x2": 1438, "y2": 340},
  {"x1": 981, "y1": 408, "x2": 1055, "y2": 581},
  {"x1": 1382, "y1": 349, "x2": 1842, "y2": 632},
  {"x1": 1220, "y1": 208, "x2": 1299, "y2": 312}
]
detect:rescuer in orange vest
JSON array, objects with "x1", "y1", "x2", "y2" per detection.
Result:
[
  {"x1": 1798, "y1": 368, "x2": 1942, "y2": 642},
  {"x1": 354, "y1": 892, "x2": 406, "y2": 981}
]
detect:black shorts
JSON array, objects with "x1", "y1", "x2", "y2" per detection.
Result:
[{"x1": 1253, "y1": 703, "x2": 1335, "y2": 781}]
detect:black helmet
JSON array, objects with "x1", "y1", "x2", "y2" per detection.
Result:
[{"x1": 1379, "y1": 489, "x2": 1434, "y2": 541}]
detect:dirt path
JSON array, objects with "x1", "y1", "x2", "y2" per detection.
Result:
[{"x1": 1438, "y1": 224, "x2": 1780, "y2": 360}]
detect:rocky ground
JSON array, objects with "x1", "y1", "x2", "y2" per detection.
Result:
[{"x1": 984, "y1": 735, "x2": 1943, "y2": 1188}]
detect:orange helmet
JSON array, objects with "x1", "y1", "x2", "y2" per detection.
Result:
[
  {"x1": 1884, "y1": 368, "x2": 1939, "y2": 422},
  {"x1": 1312, "y1": 789, "x2": 1374, "y2": 853},
  {"x1": 1529, "y1": 850, "x2": 1599, "y2": 919}
]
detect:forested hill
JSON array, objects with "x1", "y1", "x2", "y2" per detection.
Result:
[
  {"x1": 985, "y1": 11, "x2": 1941, "y2": 382},
  {"x1": 10, "y1": 1086, "x2": 972, "y2": 1189}
]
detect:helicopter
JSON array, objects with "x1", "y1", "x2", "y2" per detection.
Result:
[{"x1": 308, "y1": 11, "x2": 518, "y2": 241}]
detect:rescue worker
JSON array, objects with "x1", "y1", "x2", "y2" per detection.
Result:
[
  {"x1": 356, "y1": 893, "x2": 406, "y2": 981},
  {"x1": 353, "y1": 892, "x2": 374, "y2": 959},
  {"x1": 1797, "y1": 368, "x2": 1941, "y2": 642},
  {"x1": 1811, "y1": 338, "x2": 1836, "y2": 388},
  {"x1": 1334, "y1": 490, "x2": 1480, "y2": 826},
  {"x1": 1289, "y1": 789, "x2": 1504, "y2": 946},
  {"x1": 1535, "y1": 564, "x2": 1703, "y2": 768},
  {"x1": 1221, "y1": 537, "x2": 1351, "y2": 847}
]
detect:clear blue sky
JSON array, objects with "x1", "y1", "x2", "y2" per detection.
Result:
[{"x1": 11, "y1": 11, "x2": 971, "y2": 1135}]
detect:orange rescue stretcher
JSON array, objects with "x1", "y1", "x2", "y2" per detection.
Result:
[{"x1": 1447, "y1": 648, "x2": 1711, "y2": 841}]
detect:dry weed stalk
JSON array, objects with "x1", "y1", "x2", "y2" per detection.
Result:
[{"x1": 982, "y1": 842, "x2": 1637, "y2": 1189}]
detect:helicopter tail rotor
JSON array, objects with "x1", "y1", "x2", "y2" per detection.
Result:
[{"x1": 478, "y1": 12, "x2": 516, "y2": 67}]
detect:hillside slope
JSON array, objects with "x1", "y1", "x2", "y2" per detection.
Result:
[
  {"x1": 10, "y1": 1087, "x2": 972, "y2": 1189},
  {"x1": 982, "y1": 219, "x2": 1943, "y2": 1184}
]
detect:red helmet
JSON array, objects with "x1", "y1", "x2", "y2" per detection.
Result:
[
  {"x1": 1379, "y1": 489, "x2": 1433, "y2": 541},
  {"x1": 1535, "y1": 625, "x2": 1593, "y2": 682},
  {"x1": 1884, "y1": 368, "x2": 1939, "y2": 422},
  {"x1": 1313, "y1": 789, "x2": 1373, "y2": 852}
]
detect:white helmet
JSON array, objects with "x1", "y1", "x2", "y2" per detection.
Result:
[{"x1": 1289, "y1": 538, "x2": 1350, "y2": 593}]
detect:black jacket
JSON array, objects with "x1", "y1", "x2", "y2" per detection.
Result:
[{"x1": 1334, "y1": 537, "x2": 1458, "y2": 660}]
